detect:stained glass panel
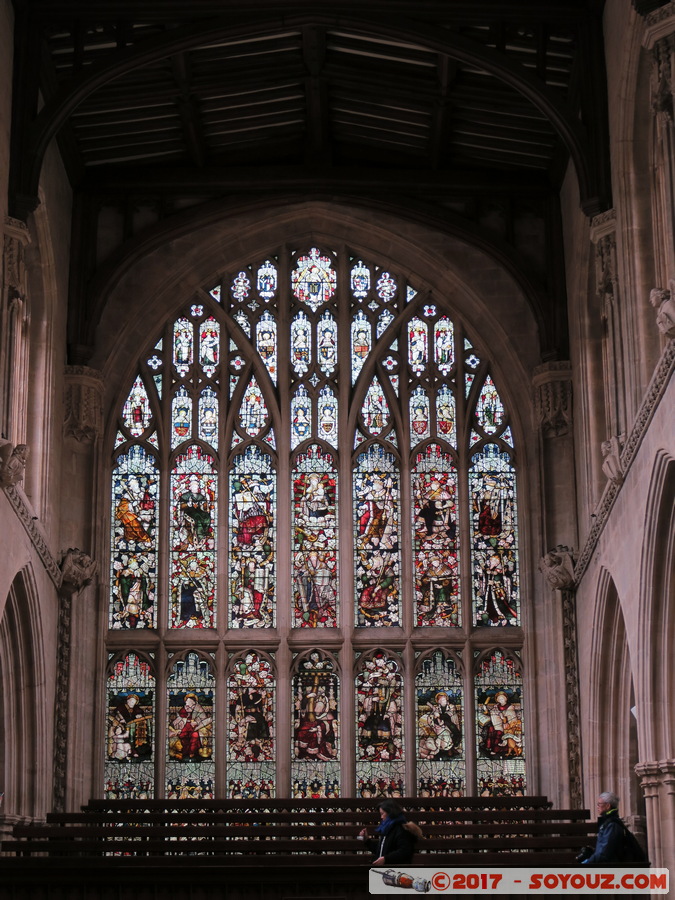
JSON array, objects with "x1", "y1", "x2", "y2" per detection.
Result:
[
  {"x1": 351, "y1": 311, "x2": 371, "y2": 384},
  {"x1": 291, "y1": 385, "x2": 312, "y2": 449},
  {"x1": 239, "y1": 377, "x2": 269, "y2": 437},
  {"x1": 292, "y1": 446, "x2": 338, "y2": 628},
  {"x1": 408, "y1": 318, "x2": 428, "y2": 376},
  {"x1": 257, "y1": 259, "x2": 277, "y2": 301},
  {"x1": 317, "y1": 311, "x2": 338, "y2": 376},
  {"x1": 355, "y1": 651, "x2": 404, "y2": 797},
  {"x1": 169, "y1": 446, "x2": 217, "y2": 629},
  {"x1": 292, "y1": 248, "x2": 336, "y2": 312},
  {"x1": 434, "y1": 317, "x2": 454, "y2": 376},
  {"x1": 171, "y1": 386, "x2": 192, "y2": 448},
  {"x1": 377, "y1": 309, "x2": 394, "y2": 339},
  {"x1": 412, "y1": 444, "x2": 460, "y2": 626},
  {"x1": 291, "y1": 311, "x2": 312, "y2": 377},
  {"x1": 122, "y1": 376, "x2": 152, "y2": 437},
  {"x1": 409, "y1": 386, "x2": 430, "y2": 445},
  {"x1": 227, "y1": 652, "x2": 275, "y2": 797},
  {"x1": 436, "y1": 385, "x2": 456, "y2": 445},
  {"x1": 470, "y1": 445, "x2": 519, "y2": 626},
  {"x1": 361, "y1": 378, "x2": 390, "y2": 436},
  {"x1": 198, "y1": 387, "x2": 218, "y2": 448},
  {"x1": 105, "y1": 653, "x2": 154, "y2": 798},
  {"x1": 350, "y1": 260, "x2": 370, "y2": 300},
  {"x1": 416, "y1": 651, "x2": 464, "y2": 796},
  {"x1": 476, "y1": 375, "x2": 504, "y2": 434},
  {"x1": 475, "y1": 651, "x2": 525, "y2": 796},
  {"x1": 110, "y1": 446, "x2": 158, "y2": 629},
  {"x1": 292, "y1": 652, "x2": 340, "y2": 797},
  {"x1": 229, "y1": 447, "x2": 276, "y2": 628},
  {"x1": 354, "y1": 445, "x2": 400, "y2": 627},
  {"x1": 256, "y1": 312, "x2": 277, "y2": 385},
  {"x1": 317, "y1": 385, "x2": 338, "y2": 447},
  {"x1": 231, "y1": 271, "x2": 251, "y2": 303},
  {"x1": 199, "y1": 317, "x2": 220, "y2": 378},
  {"x1": 376, "y1": 271, "x2": 397, "y2": 302},
  {"x1": 173, "y1": 317, "x2": 193, "y2": 377},
  {"x1": 166, "y1": 652, "x2": 215, "y2": 799}
]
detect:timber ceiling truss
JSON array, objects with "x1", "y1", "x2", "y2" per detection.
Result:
[{"x1": 10, "y1": 1, "x2": 616, "y2": 361}]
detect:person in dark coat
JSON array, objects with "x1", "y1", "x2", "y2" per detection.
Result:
[
  {"x1": 358, "y1": 799, "x2": 423, "y2": 865},
  {"x1": 581, "y1": 792, "x2": 625, "y2": 864}
]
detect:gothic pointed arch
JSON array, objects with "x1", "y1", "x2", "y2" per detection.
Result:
[{"x1": 104, "y1": 242, "x2": 527, "y2": 800}]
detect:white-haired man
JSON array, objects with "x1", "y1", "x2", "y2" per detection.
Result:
[{"x1": 581, "y1": 792, "x2": 624, "y2": 864}]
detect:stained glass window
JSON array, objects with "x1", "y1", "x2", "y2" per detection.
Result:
[
  {"x1": 110, "y1": 446, "x2": 158, "y2": 629},
  {"x1": 107, "y1": 247, "x2": 525, "y2": 799},
  {"x1": 227, "y1": 652, "x2": 275, "y2": 798},
  {"x1": 105, "y1": 652, "x2": 154, "y2": 798},
  {"x1": 166, "y1": 652, "x2": 215, "y2": 799},
  {"x1": 292, "y1": 248, "x2": 336, "y2": 312},
  {"x1": 122, "y1": 376, "x2": 152, "y2": 436},
  {"x1": 412, "y1": 444, "x2": 460, "y2": 626},
  {"x1": 292, "y1": 650, "x2": 340, "y2": 797},
  {"x1": 292, "y1": 445, "x2": 338, "y2": 628},
  {"x1": 169, "y1": 446, "x2": 217, "y2": 629},
  {"x1": 355, "y1": 650, "x2": 404, "y2": 797},
  {"x1": 470, "y1": 444, "x2": 519, "y2": 626},
  {"x1": 229, "y1": 447, "x2": 276, "y2": 628},
  {"x1": 354, "y1": 445, "x2": 401, "y2": 627},
  {"x1": 416, "y1": 650, "x2": 464, "y2": 796},
  {"x1": 475, "y1": 650, "x2": 525, "y2": 796}
]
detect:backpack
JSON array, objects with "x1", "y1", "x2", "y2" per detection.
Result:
[{"x1": 620, "y1": 824, "x2": 649, "y2": 865}]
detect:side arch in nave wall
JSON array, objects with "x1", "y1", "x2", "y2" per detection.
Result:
[{"x1": 0, "y1": 565, "x2": 50, "y2": 828}]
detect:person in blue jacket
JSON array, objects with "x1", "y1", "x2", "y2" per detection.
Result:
[
  {"x1": 582, "y1": 792, "x2": 624, "y2": 864},
  {"x1": 358, "y1": 799, "x2": 423, "y2": 865}
]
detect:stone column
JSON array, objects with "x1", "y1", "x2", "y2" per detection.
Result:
[
  {"x1": 532, "y1": 363, "x2": 581, "y2": 806},
  {"x1": 58, "y1": 366, "x2": 104, "y2": 809},
  {"x1": 539, "y1": 547, "x2": 581, "y2": 808},
  {"x1": 1, "y1": 216, "x2": 31, "y2": 444},
  {"x1": 635, "y1": 759, "x2": 675, "y2": 871}
]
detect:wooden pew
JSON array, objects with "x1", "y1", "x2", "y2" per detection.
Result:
[{"x1": 2, "y1": 797, "x2": 594, "y2": 866}]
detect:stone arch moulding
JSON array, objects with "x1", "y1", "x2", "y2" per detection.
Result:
[
  {"x1": 91, "y1": 203, "x2": 542, "y2": 427},
  {"x1": 637, "y1": 450, "x2": 675, "y2": 762},
  {"x1": 0, "y1": 565, "x2": 49, "y2": 826},
  {"x1": 586, "y1": 568, "x2": 637, "y2": 812}
]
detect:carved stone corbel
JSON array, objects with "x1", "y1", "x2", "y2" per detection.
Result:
[
  {"x1": 532, "y1": 362, "x2": 573, "y2": 436},
  {"x1": 58, "y1": 547, "x2": 98, "y2": 597},
  {"x1": 63, "y1": 366, "x2": 104, "y2": 443},
  {"x1": 539, "y1": 545, "x2": 577, "y2": 591}
]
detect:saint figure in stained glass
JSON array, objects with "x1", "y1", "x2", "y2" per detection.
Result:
[
  {"x1": 291, "y1": 652, "x2": 340, "y2": 797},
  {"x1": 229, "y1": 448, "x2": 276, "y2": 629},
  {"x1": 416, "y1": 651, "x2": 464, "y2": 797},
  {"x1": 475, "y1": 651, "x2": 525, "y2": 796},
  {"x1": 355, "y1": 651, "x2": 405, "y2": 797},
  {"x1": 105, "y1": 653, "x2": 154, "y2": 798},
  {"x1": 227, "y1": 652, "x2": 276, "y2": 797},
  {"x1": 470, "y1": 445, "x2": 519, "y2": 627},
  {"x1": 173, "y1": 318, "x2": 193, "y2": 377},
  {"x1": 122, "y1": 376, "x2": 152, "y2": 436}
]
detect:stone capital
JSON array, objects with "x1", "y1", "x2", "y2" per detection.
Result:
[{"x1": 63, "y1": 366, "x2": 104, "y2": 443}]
